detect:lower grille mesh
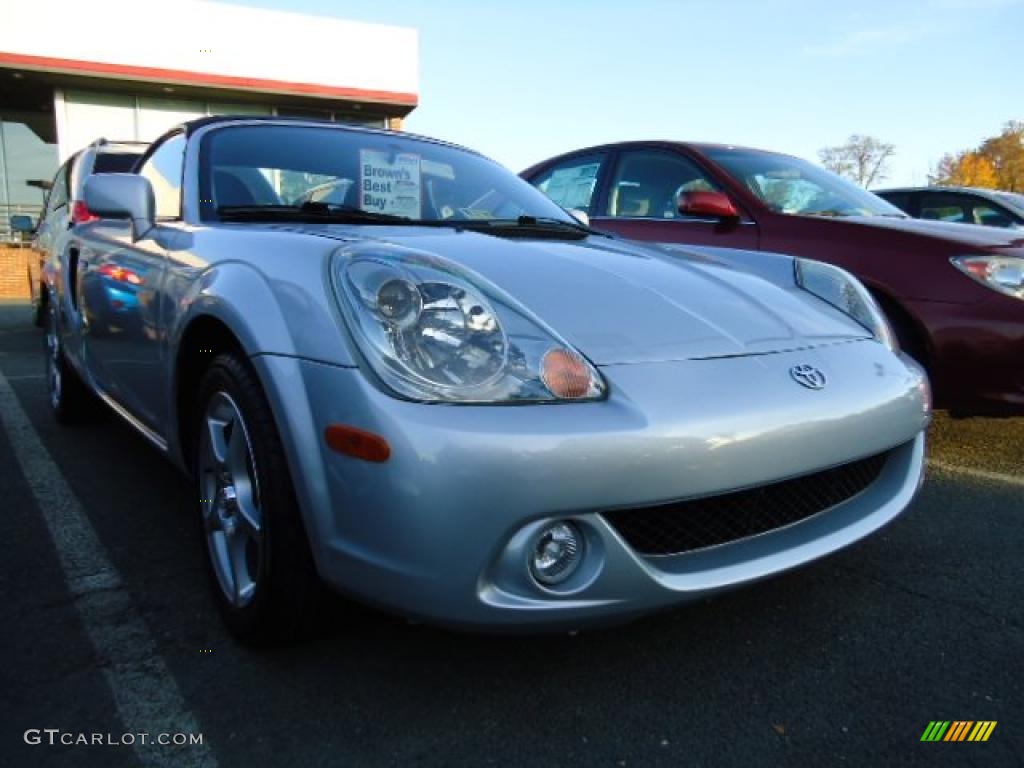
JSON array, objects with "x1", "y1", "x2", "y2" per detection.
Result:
[{"x1": 603, "y1": 451, "x2": 889, "y2": 556}]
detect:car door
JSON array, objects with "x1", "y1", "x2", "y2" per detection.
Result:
[
  {"x1": 78, "y1": 132, "x2": 186, "y2": 435},
  {"x1": 590, "y1": 148, "x2": 759, "y2": 249}
]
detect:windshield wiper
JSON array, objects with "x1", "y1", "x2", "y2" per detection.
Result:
[
  {"x1": 216, "y1": 206, "x2": 602, "y2": 238},
  {"x1": 448, "y1": 215, "x2": 597, "y2": 239},
  {"x1": 217, "y1": 203, "x2": 416, "y2": 224}
]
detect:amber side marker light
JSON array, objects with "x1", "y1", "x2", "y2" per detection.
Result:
[
  {"x1": 324, "y1": 425, "x2": 391, "y2": 462},
  {"x1": 542, "y1": 348, "x2": 593, "y2": 399}
]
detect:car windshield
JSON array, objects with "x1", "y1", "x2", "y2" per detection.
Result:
[
  {"x1": 703, "y1": 148, "x2": 906, "y2": 218},
  {"x1": 994, "y1": 191, "x2": 1024, "y2": 213},
  {"x1": 199, "y1": 124, "x2": 578, "y2": 225}
]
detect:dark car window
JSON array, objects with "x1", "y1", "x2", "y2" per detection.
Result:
[
  {"x1": 94, "y1": 152, "x2": 144, "y2": 174},
  {"x1": 876, "y1": 191, "x2": 912, "y2": 213},
  {"x1": 138, "y1": 134, "x2": 186, "y2": 220},
  {"x1": 47, "y1": 163, "x2": 70, "y2": 212},
  {"x1": 606, "y1": 150, "x2": 720, "y2": 219},
  {"x1": 972, "y1": 204, "x2": 1015, "y2": 228},
  {"x1": 919, "y1": 193, "x2": 976, "y2": 224},
  {"x1": 530, "y1": 153, "x2": 606, "y2": 214}
]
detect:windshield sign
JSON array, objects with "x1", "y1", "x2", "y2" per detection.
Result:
[{"x1": 360, "y1": 149, "x2": 421, "y2": 217}]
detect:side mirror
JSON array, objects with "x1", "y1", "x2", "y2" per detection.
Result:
[
  {"x1": 567, "y1": 208, "x2": 590, "y2": 227},
  {"x1": 10, "y1": 215, "x2": 35, "y2": 234},
  {"x1": 84, "y1": 174, "x2": 155, "y2": 241},
  {"x1": 679, "y1": 190, "x2": 740, "y2": 221}
]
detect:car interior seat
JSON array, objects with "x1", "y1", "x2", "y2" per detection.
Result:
[
  {"x1": 214, "y1": 169, "x2": 259, "y2": 208},
  {"x1": 615, "y1": 184, "x2": 651, "y2": 217}
]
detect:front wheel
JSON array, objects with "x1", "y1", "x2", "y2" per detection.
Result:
[{"x1": 195, "y1": 353, "x2": 320, "y2": 645}]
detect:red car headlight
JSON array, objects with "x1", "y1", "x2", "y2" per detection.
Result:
[{"x1": 951, "y1": 255, "x2": 1024, "y2": 300}]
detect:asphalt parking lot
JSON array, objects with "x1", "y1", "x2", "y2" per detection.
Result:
[{"x1": 0, "y1": 299, "x2": 1020, "y2": 768}]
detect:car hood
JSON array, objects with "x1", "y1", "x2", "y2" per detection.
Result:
[
  {"x1": 843, "y1": 215, "x2": 1024, "y2": 250},
  {"x1": 264, "y1": 224, "x2": 871, "y2": 365}
]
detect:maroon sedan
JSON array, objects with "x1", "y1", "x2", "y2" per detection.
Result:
[{"x1": 522, "y1": 142, "x2": 1024, "y2": 416}]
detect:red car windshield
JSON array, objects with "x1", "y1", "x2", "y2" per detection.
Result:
[{"x1": 704, "y1": 148, "x2": 906, "y2": 218}]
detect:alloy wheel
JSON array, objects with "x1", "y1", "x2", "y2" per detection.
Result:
[
  {"x1": 198, "y1": 391, "x2": 264, "y2": 607},
  {"x1": 45, "y1": 307, "x2": 62, "y2": 410}
]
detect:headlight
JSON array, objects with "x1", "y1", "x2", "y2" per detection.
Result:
[
  {"x1": 951, "y1": 255, "x2": 1024, "y2": 300},
  {"x1": 794, "y1": 258, "x2": 898, "y2": 351},
  {"x1": 332, "y1": 244, "x2": 606, "y2": 403}
]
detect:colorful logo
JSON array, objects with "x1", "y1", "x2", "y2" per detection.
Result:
[{"x1": 920, "y1": 721, "x2": 997, "y2": 742}]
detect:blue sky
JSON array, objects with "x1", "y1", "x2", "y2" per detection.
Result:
[{"x1": 227, "y1": 0, "x2": 1022, "y2": 187}]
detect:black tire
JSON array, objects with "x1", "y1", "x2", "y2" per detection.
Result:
[
  {"x1": 33, "y1": 286, "x2": 48, "y2": 328},
  {"x1": 890, "y1": 314, "x2": 927, "y2": 369},
  {"x1": 872, "y1": 293, "x2": 928, "y2": 369},
  {"x1": 45, "y1": 302, "x2": 88, "y2": 423},
  {"x1": 194, "y1": 353, "x2": 320, "y2": 645}
]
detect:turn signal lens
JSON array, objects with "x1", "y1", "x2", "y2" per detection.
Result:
[
  {"x1": 324, "y1": 425, "x2": 391, "y2": 463},
  {"x1": 541, "y1": 348, "x2": 594, "y2": 399}
]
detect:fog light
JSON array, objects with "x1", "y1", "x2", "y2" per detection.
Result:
[{"x1": 530, "y1": 521, "x2": 584, "y2": 586}]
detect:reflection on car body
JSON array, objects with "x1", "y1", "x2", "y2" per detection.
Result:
[{"x1": 30, "y1": 139, "x2": 148, "y2": 326}]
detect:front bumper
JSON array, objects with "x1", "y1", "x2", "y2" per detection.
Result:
[{"x1": 252, "y1": 339, "x2": 929, "y2": 630}]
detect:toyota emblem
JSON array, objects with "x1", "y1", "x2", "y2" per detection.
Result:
[{"x1": 790, "y1": 364, "x2": 827, "y2": 390}]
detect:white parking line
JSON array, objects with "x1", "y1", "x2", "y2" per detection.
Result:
[
  {"x1": 927, "y1": 459, "x2": 1024, "y2": 488},
  {"x1": 0, "y1": 371, "x2": 217, "y2": 768}
]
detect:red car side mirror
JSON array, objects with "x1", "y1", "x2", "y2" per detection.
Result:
[{"x1": 679, "y1": 190, "x2": 740, "y2": 220}]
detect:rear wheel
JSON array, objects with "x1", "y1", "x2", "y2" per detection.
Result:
[
  {"x1": 195, "y1": 353, "x2": 320, "y2": 645},
  {"x1": 33, "y1": 285, "x2": 48, "y2": 328},
  {"x1": 45, "y1": 301, "x2": 87, "y2": 423}
]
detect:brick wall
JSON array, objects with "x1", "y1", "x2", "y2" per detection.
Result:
[{"x1": 0, "y1": 247, "x2": 33, "y2": 300}]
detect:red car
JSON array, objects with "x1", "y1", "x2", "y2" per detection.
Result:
[{"x1": 522, "y1": 142, "x2": 1024, "y2": 416}]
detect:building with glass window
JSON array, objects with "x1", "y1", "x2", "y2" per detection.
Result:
[{"x1": 0, "y1": 0, "x2": 419, "y2": 251}]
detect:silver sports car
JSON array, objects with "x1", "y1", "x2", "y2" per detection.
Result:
[{"x1": 45, "y1": 117, "x2": 930, "y2": 642}]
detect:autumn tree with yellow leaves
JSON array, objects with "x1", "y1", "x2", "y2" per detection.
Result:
[{"x1": 932, "y1": 121, "x2": 1024, "y2": 191}]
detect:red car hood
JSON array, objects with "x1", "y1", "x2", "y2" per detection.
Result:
[{"x1": 845, "y1": 215, "x2": 1024, "y2": 251}]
